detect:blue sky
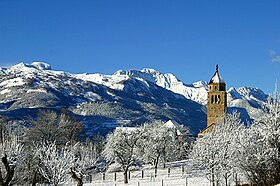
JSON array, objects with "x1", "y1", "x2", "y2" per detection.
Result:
[{"x1": 0, "y1": 0, "x2": 279, "y2": 93}]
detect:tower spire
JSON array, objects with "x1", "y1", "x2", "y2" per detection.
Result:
[{"x1": 209, "y1": 64, "x2": 224, "y2": 84}]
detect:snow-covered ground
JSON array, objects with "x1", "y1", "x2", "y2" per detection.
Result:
[
  {"x1": 82, "y1": 168, "x2": 210, "y2": 186},
  {"x1": 78, "y1": 166, "x2": 246, "y2": 186},
  {"x1": 84, "y1": 177, "x2": 209, "y2": 186}
]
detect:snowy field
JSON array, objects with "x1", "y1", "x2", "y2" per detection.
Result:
[
  {"x1": 77, "y1": 166, "x2": 246, "y2": 186},
  {"x1": 84, "y1": 177, "x2": 209, "y2": 186}
]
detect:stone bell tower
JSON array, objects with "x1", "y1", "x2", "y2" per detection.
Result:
[{"x1": 207, "y1": 65, "x2": 227, "y2": 127}]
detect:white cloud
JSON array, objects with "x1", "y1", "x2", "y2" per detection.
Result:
[
  {"x1": 272, "y1": 56, "x2": 280, "y2": 62},
  {"x1": 270, "y1": 50, "x2": 280, "y2": 63}
]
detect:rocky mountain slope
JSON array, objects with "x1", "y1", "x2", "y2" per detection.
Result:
[
  {"x1": 0, "y1": 62, "x2": 268, "y2": 136},
  {"x1": 76, "y1": 67, "x2": 268, "y2": 121}
]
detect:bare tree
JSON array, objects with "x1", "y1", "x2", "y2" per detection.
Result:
[{"x1": 25, "y1": 109, "x2": 83, "y2": 145}]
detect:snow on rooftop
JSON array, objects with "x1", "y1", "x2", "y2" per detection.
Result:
[
  {"x1": 164, "y1": 120, "x2": 183, "y2": 135},
  {"x1": 210, "y1": 72, "x2": 225, "y2": 83},
  {"x1": 164, "y1": 120, "x2": 179, "y2": 128},
  {"x1": 210, "y1": 65, "x2": 225, "y2": 84}
]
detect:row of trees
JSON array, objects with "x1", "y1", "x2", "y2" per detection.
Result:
[
  {"x1": 103, "y1": 121, "x2": 188, "y2": 183},
  {"x1": 190, "y1": 92, "x2": 280, "y2": 186},
  {"x1": 6, "y1": 92, "x2": 278, "y2": 186},
  {"x1": 0, "y1": 110, "x2": 104, "y2": 186},
  {"x1": 0, "y1": 110, "x2": 189, "y2": 185}
]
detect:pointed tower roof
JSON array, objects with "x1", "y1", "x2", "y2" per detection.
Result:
[{"x1": 209, "y1": 65, "x2": 225, "y2": 84}]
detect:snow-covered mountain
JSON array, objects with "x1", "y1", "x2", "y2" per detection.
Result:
[
  {"x1": 0, "y1": 62, "x2": 268, "y2": 136},
  {"x1": 76, "y1": 67, "x2": 268, "y2": 120},
  {"x1": 227, "y1": 86, "x2": 268, "y2": 120},
  {"x1": 76, "y1": 68, "x2": 209, "y2": 105}
]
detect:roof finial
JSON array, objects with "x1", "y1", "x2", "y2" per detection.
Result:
[{"x1": 216, "y1": 64, "x2": 219, "y2": 72}]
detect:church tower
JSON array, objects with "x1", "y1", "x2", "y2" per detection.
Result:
[
  {"x1": 207, "y1": 65, "x2": 227, "y2": 127},
  {"x1": 198, "y1": 65, "x2": 227, "y2": 138}
]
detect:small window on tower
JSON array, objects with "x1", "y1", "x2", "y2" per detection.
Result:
[
  {"x1": 211, "y1": 95, "x2": 214, "y2": 103},
  {"x1": 218, "y1": 95, "x2": 220, "y2": 103},
  {"x1": 215, "y1": 86, "x2": 217, "y2": 90}
]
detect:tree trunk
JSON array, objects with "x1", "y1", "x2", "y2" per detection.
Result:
[
  {"x1": 211, "y1": 167, "x2": 215, "y2": 186},
  {"x1": 235, "y1": 172, "x2": 238, "y2": 186},
  {"x1": 225, "y1": 173, "x2": 228, "y2": 186},
  {"x1": 0, "y1": 127, "x2": 3, "y2": 144},
  {"x1": 1, "y1": 155, "x2": 15, "y2": 186},
  {"x1": 154, "y1": 165, "x2": 157, "y2": 178},
  {"x1": 154, "y1": 155, "x2": 160, "y2": 177},
  {"x1": 124, "y1": 170, "x2": 128, "y2": 184},
  {"x1": 70, "y1": 168, "x2": 83, "y2": 186},
  {"x1": 0, "y1": 168, "x2": 4, "y2": 186},
  {"x1": 31, "y1": 171, "x2": 37, "y2": 186}
]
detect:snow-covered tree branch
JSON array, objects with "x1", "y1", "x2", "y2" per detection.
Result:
[
  {"x1": 140, "y1": 121, "x2": 182, "y2": 177},
  {"x1": 34, "y1": 141, "x2": 75, "y2": 186},
  {"x1": 190, "y1": 112, "x2": 245, "y2": 186},
  {"x1": 0, "y1": 134, "x2": 24, "y2": 186},
  {"x1": 236, "y1": 91, "x2": 280, "y2": 185},
  {"x1": 102, "y1": 127, "x2": 144, "y2": 183}
]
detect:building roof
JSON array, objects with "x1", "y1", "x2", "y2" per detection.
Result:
[
  {"x1": 209, "y1": 65, "x2": 225, "y2": 84},
  {"x1": 197, "y1": 123, "x2": 217, "y2": 138}
]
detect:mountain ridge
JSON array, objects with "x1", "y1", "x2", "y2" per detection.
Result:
[{"x1": 0, "y1": 62, "x2": 268, "y2": 136}]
